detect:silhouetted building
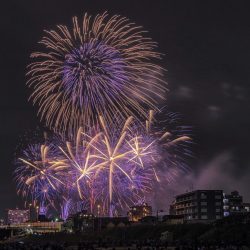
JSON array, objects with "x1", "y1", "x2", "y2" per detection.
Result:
[
  {"x1": 93, "y1": 217, "x2": 129, "y2": 230},
  {"x1": 72, "y1": 210, "x2": 94, "y2": 232},
  {"x1": 162, "y1": 214, "x2": 184, "y2": 224},
  {"x1": 128, "y1": 203, "x2": 152, "y2": 222},
  {"x1": 140, "y1": 215, "x2": 157, "y2": 224},
  {"x1": 7, "y1": 221, "x2": 63, "y2": 233},
  {"x1": 170, "y1": 190, "x2": 223, "y2": 221},
  {"x1": 223, "y1": 191, "x2": 243, "y2": 216},
  {"x1": 7, "y1": 209, "x2": 29, "y2": 224},
  {"x1": 38, "y1": 214, "x2": 50, "y2": 222},
  {"x1": 243, "y1": 203, "x2": 250, "y2": 212}
]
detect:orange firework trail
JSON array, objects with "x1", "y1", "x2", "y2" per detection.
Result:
[
  {"x1": 27, "y1": 12, "x2": 166, "y2": 137},
  {"x1": 14, "y1": 11, "x2": 193, "y2": 218},
  {"x1": 14, "y1": 112, "x2": 191, "y2": 217},
  {"x1": 14, "y1": 143, "x2": 67, "y2": 208}
]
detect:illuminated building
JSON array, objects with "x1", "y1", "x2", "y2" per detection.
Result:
[
  {"x1": 170, "y1": 190, "x2": 223, "y2": 221},
  {"x1": 73, "y1": 210, "x2": 95, "y2": 232},
  {"x1": 243, "y1": 203, "x2": 250, "y2": 212},
  {"x1": 223, "y1": 191, "x2": 242, "y2": 216},
  {"x1": 128, "y1": 203, "x2": 152, "y2": 222},
  {"x1": 223, "y1": 191, "x2": 250, "y2": 216},
  {"x1": 8, "y1": 221, "x2": 63, "y2": 233},
  {"x1": 7, "y1": 209, "x2": 29, "y2": 224}
]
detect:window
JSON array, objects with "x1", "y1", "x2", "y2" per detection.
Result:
[
  {"x1": 201, "y1": 215, "x2": 208, "y2": 219},
  {"x1": 215, "y1": 202, "x2": 221, "y2": 206},
  {"x1": 223, "y1": 199, "x2": 229, "y2": 204},
  {"x1": 201, "y1": 208, "x2": 207, "y2": 212},
  {"x1": 201, "y1": 193, "x2": 207, "y2": 199},
  {"x1": 201, "y1": 202, "x2": 207, "y2": 206},
  {"x1": 216, "y1": 215, "x2": 221, "y2": 219},
  {"x1": 216, "y1": 208, "x2": 221, "y2": 212}
]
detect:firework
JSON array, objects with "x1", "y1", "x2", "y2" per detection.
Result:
[
  {"x1": 60, "y1": 198, "x2": 75, "y2": 221},
  {"x1": 55, "y1": 111, "x2": 191, "y2": 217},
  {"x1": 14, "y1": 110, "x2": 191, "y2": 218},
  {"x1": 51, "y1": 116, "x2": 156, "y2": 217},
  {"x1": 27, "y1": 12, "x2": 166, "y2": 137},
  {"x1": 58, "y1": 127, "x2": 104, "y2": 213},
  {"x1": 14, "y1": 142, "x2": 67, "y2": 210},
  {"x1": 144, "y1": 110, "x2": 192, "y2": 182},
  {"x1": 89, "y1": 116, "x2": 155, "y2": 217}
]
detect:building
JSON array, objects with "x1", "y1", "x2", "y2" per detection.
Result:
[
  {"x1": 71, "y1": 210, "x2": 130, "y2": 232},
  {"x1": 170, "y1": 190, "x2": 223, "y2": 222},
  {"x1": 128, "y1": 203, "x2": 152, "y2": 222},
  {"x1": 8, "y1": 221, "x2": 63, "y2": 233},
  {"x1": 156, "y1": 210, "x2": 168, "y2": 221},
  {"x1": 162, "y1": 214, "x2": 184, "y2": 225},
  {"x1": 93, "y1": 217, "x2": 129, "y2": 231},
  {"x1": 243, "y1": 203, "x2": 250, "y2": 212},
  {"x1": 7, "y1": 209, "x2": 29, "y2": 225},
  {"x1": 140, "y1": 216, "x2": 157, "y2": 224},
  {"x1": 223, "y1": 191, "x2": 243, "y2": 216},
  {"x1": 72, "y1": 210, "x2": 95, "y2": 232}
]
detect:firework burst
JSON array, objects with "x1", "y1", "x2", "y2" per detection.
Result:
[
  {"x1": 14, "y1": 111, "x2": 192, "y2": 218},
  {"x1": 145, "y1": 110, "x2": 192, "y2": 182},
  {"x1": 27, "y1": 12, "x2": 166, "y2": 137},
  {"x1": 14, "y1": 11, "x2": 193, "y2": 220},
  {"x1": 14, "y1": 142, "x2": 66, "y2": 209},
  {"x1": 54, "y1": 117, "x2": 154, "y2": 216}
]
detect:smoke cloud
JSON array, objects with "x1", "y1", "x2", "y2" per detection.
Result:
[{"x1": 151, "y1": 152, "x2": 250, "y2": 213}]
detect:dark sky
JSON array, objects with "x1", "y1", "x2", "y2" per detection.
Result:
[{"x1": 1, "y1": 0, "x2": 250, "y2": 217}]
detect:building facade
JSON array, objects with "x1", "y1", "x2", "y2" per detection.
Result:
[
  {"x1": 223, "y1": 191, "x2": 243, "y2": 216},
  {"x1": 162, "y1": 215, "x2": 184, "y2": 225},
  {"x1": 243, "y1": 203, "x2": 250, "y2": 212},
  {"x1": 72, "y1": 210, "x2": 95, "y2": 232},
  {"x1": 7, "y1": 209, "x2": 29, "y2": 224},
  {"x1": 170, "y1": 190, "x2": 223, "y2": 221},
  {"x1": 128, "y1": 203, "x2": 152, "y2": 222},
  {"x1": 8, "y1": 221, "x2": 63, "y2": 233},
  {"x1": 223, "y1": 191, "x2": 250, "y2": 216}
]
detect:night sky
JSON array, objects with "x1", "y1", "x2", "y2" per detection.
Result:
[{"x1": 1, "y1": 0, "x2": 250, "y2": 218}]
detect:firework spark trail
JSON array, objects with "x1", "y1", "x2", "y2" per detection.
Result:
[
  {"x1": 14, "y1": 11, "x2": 193, "y2": 219},
  {"x1": 144, "y1": 110, "x2": 192, "y2": 183},
  {"x1": 52, "y1": 115, "x2": 157, "y2": 216},
  {"x1": 14, "y1": 110, "x2": 192, "y2": 218},
  {"x1": 60, "y1": 198, "x2": 76, "y2": 221},
  {"x1": 14, "y1": 143, "x2": 66, "y2": 210},
  {"x1": 27, "y1": 12, "x2": 166, "y2": 137}
]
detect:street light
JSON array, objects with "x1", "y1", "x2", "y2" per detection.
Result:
[
  {"x1": 97, "y1": 204, "x2": 101, "y2": 231},
  {"x1": 29, "y1": 203, "x2": 32, "y2": 221},
  {"x1": 36, "y1": 206, "x2": 39, "y2": 222},
  {"x1": 97, "y1": 204, "x2": 100, "y2": 217}
]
